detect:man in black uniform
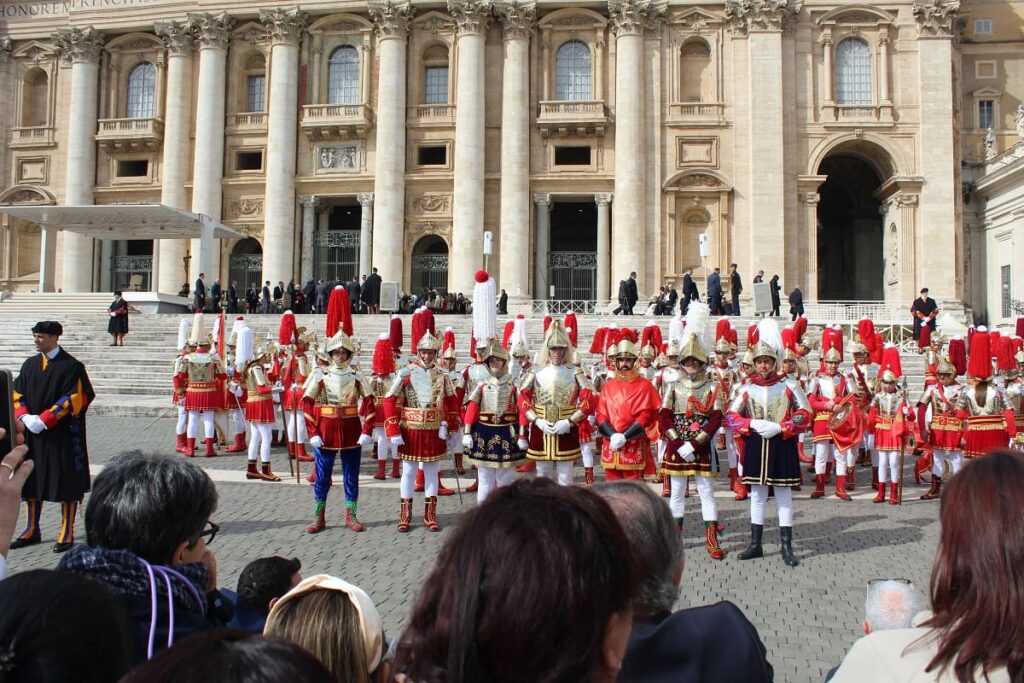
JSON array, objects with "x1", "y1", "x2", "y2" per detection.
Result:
[
  {"x1": 11, "y1": 321, "x2": 95, "y2": 553},
  {"x1": 910, "y1": 288, "x2": 938, "y2": 341}
]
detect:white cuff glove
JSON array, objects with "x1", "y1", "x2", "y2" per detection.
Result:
[
  {"x1": 228, "y1": 381, "x2": 240, "y2": 395},
  {"x1": 534, "y1": 418, "x2": 554, "y2": 434},
  {"x1": 462, "y1": 434, "x2": 474, "y2": 450},
  {"x1": 677, "y1": 441, "x2": 696, "y2": 462},
  {"x1": 438, "y1": 424, "x2": 448, "y2": 440},
  {"x1": 20, "y1": 414, "x2": 45, "y2": 434},
  {"x1": 272, "y1": 382, "x2": 284, "y2": 393},
  {"x1": 357, "y1": 433, "x2": 372, "y2": 447},
  {"x1": 750, "y1": 420, "x2": 783, "y2": 439},
  {"x1": 309, "y1": 435, "x2": 324, "y2": 449},
  {"x1": 553, "y1": 419, "x2": 572, "y2": 435},
  {"x1": 226, "y1": 367, "x2": 235, "y2": 377},
  {"x1": 517, "y1": 438, "x2": 530, "y2": 451},
  {"x1": 390, "y1": 435, "x2": 405, "y2": 447},
  {"x1": 609, "y1": 433, "x2": 627, "y2": 451}
]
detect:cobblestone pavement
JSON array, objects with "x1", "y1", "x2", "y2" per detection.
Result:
[{"x1": 10, "y1": 417, "x2": 940, "y2": 683}]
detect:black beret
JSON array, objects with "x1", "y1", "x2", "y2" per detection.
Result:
[{"x1": 32, "y1": 321, "x2": 63, "y2": 336}]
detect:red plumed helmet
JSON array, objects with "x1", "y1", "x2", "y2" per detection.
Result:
[
  {"x1": 747, "y1": 323, "x2": 759, "y2": 348},
  {"x1": 716, "y1": 319, "x2": 731, "y2": 342},
  {"x1": 411, "y1": 309, "x2": 425, "y2": 354},
  {"x1": 641, "y1": 323, "x2": 662, "y2": 352},
  {"x1": 619, "y1": 328, "x2": 638, "y2": 344},
  {"x1": 878, "y1": 344, "x2": 903, "y2": 380},
  {"x1": 781, "y1": 327, "x2": 796, "y2": 353},
  {"x1": 543, "y1": 315, "x2": 553, "y2": 334},
  {"x1": 858, "y1": 318, "x2": 877, "y2": 353},
  {"x1": 443, "y1": 328, "x2": 456, "y2": 353},
  {"x1": 918, "y1": 323, "x2": 931, "y2": 350},
  {"x1": 948, "y1": 337, "x2": 967, "y2": 376},
  {"x1": 422, "y1": 308, "x2": 436, "y2": 336},
  {"x1": 726, "y1": 327, "x2": 738, "y2": 347},
  {"x1": 278, "y1": 311, "x2": 297, "y2": 345},
  {"x1": 326, "y1": 286, "x2": 353, "y2": 337},
  {"x1": 967, "y1": 326, "x2": 993, "y2": 379},
  {"x1": 372, "y1": 334, "x2": 395, "y2": 375},
  {"x1": 997, "y1": 336, "x2": 1016, "y2": 372},
  {"x1": 871, "y1": 333, "x2": 885, "y2": 365},
  {"x1": 793, "y1": 316, "x2": 808, "y2": 346},
  {"x1": 475, "y1": 270, "x2": 490, "y2": 284},
  {"x1": 590, "y1": 327, "x2": 607, "y2": 355},
  {"x1": 604, "y1": 326, "x2": 622, "y2": 354},
  {"x1": 502, "y1": 320, "x2": 515, "y2": 350},
  {"x1": 564, "y1": 313, "x2": 579, "y2": 348},
  {"x1": 389, "y1": 315, "x2": 403, "y2": 354}
]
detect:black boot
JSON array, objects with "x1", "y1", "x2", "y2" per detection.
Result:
[
  {"x1": 780, "y1": 526, "x2": 799, "y2": 567},
  {"x1": 738, "y1": 524, "x2": 764, "y2": 560}
]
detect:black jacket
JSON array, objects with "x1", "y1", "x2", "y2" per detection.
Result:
[
  {"x1": 730, "y1": 271, "x2": 743, "y2": 296},
  {"x1": 625, "y1": 277, "x2": 639, "y2": 306},
  {"x1": 789, "y1": 288, "x2": 804, "y2": 307}
]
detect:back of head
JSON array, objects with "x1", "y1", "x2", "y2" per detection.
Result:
[
  {"x1": 120, "y1": 629, "x2": 335, "y2": 683},
  {"x1": 927, "y1": 450, "x2": 1024, "y2": 681},
  {"x1": 85, "y1": 451, "x2": 217, "y2": 564},
  {"x1": 864, "y1": 580, "x2": 924, "y2": 632},
  {"x1": 0, "y1": 569, "x2": 132, "y2": 683},
  {"x1": 396, "y1": 478, "x2": 638, "y2": 683},
  {"x1": 593, "y1": 481, "x2": 683, "y2": 618},
  {"x1": 236, "y1": 557, "x2": 302, "y2": 616}
]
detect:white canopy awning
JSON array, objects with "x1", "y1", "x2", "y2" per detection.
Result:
[{"x1": 0, "y1": 204, "x2": 244, "y2": 239}]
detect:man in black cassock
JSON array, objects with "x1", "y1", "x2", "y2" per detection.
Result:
[
  {"x1": 363, "y1": 267, "x2": 383, "y2": 313},
  {"x1": 10, "y1": 321, "x2": 95, "y2": 553}
]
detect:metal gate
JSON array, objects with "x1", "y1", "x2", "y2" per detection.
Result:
[
  {"x1": 549, "y1": 251, "x2": 596, "y2": 308},
  {"x1": 110, "y1": 255, "x2": 152, "y2": 291},
  {"x1": 410, "y1": 254, "x2": 448, "y2": 294},
  {"x1": 228, "y1": 254, "x2": 263, "y2": 290},
  {"x1": 314, "y1": 230, "x2": 360, "y2": 282}
]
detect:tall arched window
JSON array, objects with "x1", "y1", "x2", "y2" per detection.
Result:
[
  {"x1": 555, "y1": 41, "x2": 591, "y2": 101},
  {"x1": 680, "y1": 40, "x2": 711, "y2": 103},
  {"x1": 327, "y1": 45, "x2": 360, "y2": 105},
  {"x1": 21, "y1": 69, "x2": 49, "y2": 127},
  {"x1": 423, "y1": 45, "x2": 449, "y2": 104},
  {"x1": 835, "y1": 38, "x2": 872, "y2": 105},
  {"x1": 126, "y1": 62, "x2": 156, "y2": 118}
]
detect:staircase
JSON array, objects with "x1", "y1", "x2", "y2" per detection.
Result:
[{"x1": 0, "y1": 311, "x2": 930, "y2": 417}]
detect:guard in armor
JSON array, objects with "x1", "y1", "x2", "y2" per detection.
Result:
[
  {"x1": 807, "y1": 330, "x2": 856, "y2": 500},
  {"x1": 916, "y1": 355, "x2": 965, "y2": 499},
  {"x1": 178, "y1": 313, "x2": 227, "y2": 458},
  {"x1": 780, "y1": 327, "x2": 808, "y2": 468},
  {"x1": 280, "y1": 313, "x2": 315, "y2": 463},
  {"x1": 638, "y1": 322, "x2": 661, "y2": 382},
  {"x1": 711, "y1": 330, "x2": 745, "y2": 500},
  {"x1": 519, "y1": 320, "x2": 595, "y2": 485},
  {"x1": 955, "y1": 327, "x2": 1017, "y2": 457},
  {"x1": 368, "y1": 334, "x2": 399, "y2": 480},
  {"x1": 441, "y1": 328, "x2": 467, "y2": 476},
  {"x1": 384, "y1": 329, "x2": 460, "y2": 532},
  {"x1": 1003, "y1": 339, "x2": 1024, "y2": 450},
  {"x1": 657, "y1": 303, "x2": 726, "y2": 559},
  {"x1": 222, "y1": 317, "x2": 249, "y2": 454},
  {"x1": 237, "y1": 328, "x2": 281, "y2": 482},
  {"x1": 726, "y1": 319, "x2": 811, "y2": 568},
  {"x1": 921, "y1": 329, "x2": 943, "y2": 387},
  {"x1": 303, "y1": 329, "x2": 375, "y2": 534},
  {"x1": 867, "y1": 346, "x2": 914, "y2": 504},
  {"x1": 462, "y1": 340, "x2": 525, "y2": 502},
  {"x1": 172, "y1": 319, "x2": 191, "y2": 453},
  {"x1": 849, "y1": 325, "x2": 880, "y2": 481}
]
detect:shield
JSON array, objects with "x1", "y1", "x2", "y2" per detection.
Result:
[{"x1": 829, "y1": 400, "x2": 866, "y2": 454}]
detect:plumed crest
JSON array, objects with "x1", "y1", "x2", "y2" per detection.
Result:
[
  {"x1": 746, "y1": 323, "x2": 759, "y2": 348},
  {"x1": 177, "y1": 318, "x2": 191, "y2": 350},
  {"x1": 502, "y1": 320, "x2": 515, "y2": 350},
  {"x1": 187, "y1": 311, "x2": 207, "y2": 346},
  {"x1": 678, "y1": 302, "x2": 710, "y2": 363},
  {"x1": 590, "y1": 327, "x2": 607, "y2": 355},
  {"x1": 472, "y1": 272, "x2": 497, "y2": 344},
  {"x1": 857, "y1": 318, "x2": 877, "y2": 353},
  {"x1": 1016, "y1": 317, "x2": 1024, "y2": 339},
  {"x1": 793, "y1": 316, "x2": 808, "y2": 345},
  {"x1": 668, "y1": 313, "x2": 685, "y2": 346},
  {"x1": 372, "y1": 334, "x2": 395, "y2": 375},
  {"x1": 988, "y1": 330, "x2": 1002, "y2": 358},
  {"x1": 389, "y1": 315, "x2": 403, "y2": 353},
  {"x1": 715, "y1": 318, "x2": 731, "y2": 342},
  {"x1": 564, "y1": 313, "x2": 578, "y2": 348},
  {"x1": 878, "y1": 343, "x2": 902, "y2": 381},
  {"x1": 543, "y1": 315, "x2": 552, "y2": 334},
  {"x1": 508, "y1": 316, "x2": 529, "y2": 355},
  {"x1": 326, "y1": 286, "x2": 353, "y2": 337},
  {"x1": 967, "y1": 326, "x2": 992, "y2": 380},
  {"x1": 917, "y1": 323, "x2": 931, "y2": 350},
  {"x1": 235, "y1": 326, "x2": 255, "y2": 372},
  {"x1": 948, "y1": 336, "x2": 967, "y2": 376},
  {"x1": 752, "y1": 317, "x2": 784, "y2": 361},
  {"x1": 442, "y1": 327, "x2": 457, "y2": 360},
  {"x1": 278, "y1": 311, "x2": 297, "y2": 345},
  {"x1": 996, "y1": 335, "x2": 1017, "y2": 372}
]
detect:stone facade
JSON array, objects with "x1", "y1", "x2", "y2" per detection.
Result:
[{"x1": 0, "y1": 0, "x2": 1015, "y2": 314}]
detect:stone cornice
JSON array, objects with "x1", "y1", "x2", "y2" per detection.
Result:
[
  {"x1": 608, "y1": 0, "x2": 657, "y2": 37},
  {"x1": 495, "y1": 2, "x2": 536, "y2": 41},
  {"x1": 53, "y1": 26, "x2": 104, "y2": 64},
  {"x1": 188, "y1": 12, "x2": 234, "y2": 51},
  {"x1": 912, "y1": 0, "x2": 960, "y2": 38},
  {"x1": 260, "y1": 7, "x2": 307, "y2": 47},
  {"x1": 724, "y1": 0, "x2": 802, "y2": 35},
  {"x1": 155, "y1": 20, "x2": 195, "y2": 57},
  {"x1": 448, "y1": 0, "x2": 493, "y2": 36},
  {"x1": 370, "y1": 2, "x2": 415, "y2": 41}
]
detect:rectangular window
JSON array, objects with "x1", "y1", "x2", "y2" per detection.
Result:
[
  {"x1": 554, "y1": 146, "x2": 592, "y2": 166},
  {"x1": 423, "y1": 66, "x2": 449, "y2": 105},
  {"x1": 974, "y1": 19, "x2": 993, "y2": 35},
  {"x1": 1002, "y1": 265, "x2": 1012, "y2": 318},
  {"x1": 235, "y1": 150, "x2": 264, "y2": 171},
  {"x1": 417, "y1": 145, "x2": 447, "y2": 166},
  {"x1": 246, "y1": 75, "x2": 266, "y2": 113},
  {"x1": 975, "y1": 61, "x2": 996, "y2": 79},
  {"x1": 116, "y1": 159, "x2": 149, "y2": 177},
  {"x1": 978, "y1": 99, "x2": 994, "y2": 129}
]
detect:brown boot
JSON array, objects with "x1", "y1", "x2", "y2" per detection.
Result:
[
  {"x1": 834, "y1": 475, "x2": 851, "y2": 501},
  {"x1": 390, "y1": 458, "x2": 401, "y2": 479},
  {"x1": 810, "y1": 474, "x2": 826, "y2": 499},
  {"x1": 245, "y1": 460, "x2": 261, "y2": 480},
  {"x1": 424, "y1": 496, "x2": 441, "y2": 532},
  {"x1": 344, "y1": 501, "x2": 365, "y2": 532},
  {"x1": 873, "y1": 482, "x2": 887, "y2": 503},
  {"x1": 889, "y1": 482, "x2": 900, "y2": 505},
  {"x1": 705, "y1": 521, "x2": 725, "y2": 560},
  {"x1": 373, "y1": 459, "x2": 387, "y2": 480},
  {"x1": 261, "y1": 463, "x2": 281, "y2": 482},
  {"x1": 226, "y1": 432, "x2": 246, "y2": 453},
  {"x1": 920, "y1": 476, "x2": 942, "y2": 500},
  {"x1": 584, "y1": 466, "x2": 595, "y2": 487},
  {"x1": 454, "y1": 452, "x2": 466, "y2": 475},
  {"x1": 305, "y1": 504, "x2": 326, "y2": 534},
  {"x1": 397, "y1": 499, "x2": 413, "y2": 532},
  {"x1": 203, "y1": 438, "x2": 217, "y2": 457},
  {"x1": 295, "y1": 443, "x2": 313, "y2": 462}
]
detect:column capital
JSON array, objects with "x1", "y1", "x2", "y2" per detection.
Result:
[
  {"x1": 155, "y1": 20, "x2": 195, "y2": 57},
  {"x1": 595, "y1": 193, "x2": 613, "y2": 206},
  {"x1": 912, "y1": 0, "x2": 961, "y2": 37},
  {"x1": 370, "y1": 1, "x2": 415, "y2": 40},
  {"x1": 495, "y1": 2, "x2": 535, "y2": 41},
  {"x1": 53, "y1": 26, "x2": 104, "y2": 64},
  {"x1": 608, "y1": 0, "x2": 658, "y2": 37},
  {"x1": 448, "y1": 0, "x2": 493, "y2": 37},
  {"x1": 799, "y1": 192, "x2": 819, "y2": 206},
  {"x1": 357, "y1": 192, "x2": 376, "y2": 207},
  {"x1": 299, "y1": 195, "x2": 321, "y2": 208},
  {"x1": 533, "y1": 192, "x2": 551, "y2": 206},
  {"x1": 0, "y1": 38, "x2": 11, "y2": 67},
  {"x1": 895, "y1": 193, "x2": 919, "y2": 208},
  {"x1": 260, "y1": 7, "x2": 307, "y2": 47},
  {"x1": 724, "y1": 0, "x2": 802, "y2": 35},
  {"x1": 188, "y1": 12, "x2": 234, "y2": 51}
]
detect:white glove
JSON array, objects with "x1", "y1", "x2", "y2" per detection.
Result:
[
  {"x1": 677, "y1": 442, "x2": 696, "y2": 462},
  {"x1": 750, "y1": 420, "x2": 783, "y2": 439},
  {"x1": 226, "y1": 367, "x2": 235, "y2": 377},
  {"x1": 20, "y1": 414, "x2": 45, "y2": 434},
  {"x1": 438, "y1": 424, "x2": 448, "y2": 440},
  {"x1": 553, "y1": 419, "x2": 572, "y2": 435},
  {"x1": 534, "y1": 418, "x2": 555, "y2": 434},
  {"x1": 462, "y1": 434, "x2": 474, "y2": 450},
  {"x1": 588, "y1": 414, "x2": 597, "y2": 425},
  {"x1": 271, "y1": 382, "x2": 284, "y2": 393},
  {"x1": 517, "y1": 438, "x2": 530, "y2": 450},
  {"x1": 390, "y1": 435, "x2": 405, "y2": 447},
  {"x1": 357, "y1": 433, "x2": 372, "y2": 447},
  {"x1": 309, "y1": 435, "x2": 324, "y2": 449},
  {"x1": 228, "y1": 381, "x2": 241, "y2": 396},
  {"x1": 609, "y1": 433, "x2": 627, "y2": 451}
]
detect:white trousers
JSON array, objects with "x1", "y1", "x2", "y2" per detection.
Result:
[
  {"x1": 187, "y1": 410, "x2": 215, "y2": 439},
  {"x1": 750, "y1": 484, "x2": 794, "y2": 527},
  {"x1": 814, "y1": 442, "x2": 846, "y2": 475},
  {"x1": 447, "y1": 432, "x2": 464, "y2": 455},
  {"x1": 536, "y1": 460, "x2": 574, "y2": 486},
  {"x1": 580, "y1": 442, "x2": 595, "y2": 468},
  {"x1": 932, "y1": 448, "x2": 963, "y2": 478},
  {"x1": 248, "y1": 423, "x2": 273, "y2": 463},
  {"x1": 719, "y1": 427, "x2": 738, "y2": 469},
  {"x1": 477, "y1": 467, "x2": 516, "y2": 504},
  {"x1": 400, "y1": 460, "x2": 440, "y2": 498},
  {"x1": 283, "y1": 410, "x2": 308, "y2": 444},
  {"x1": 669, "y1": 475, "x2": 717, "y2": 521},
  {"x1": 176, "y1": 405, "x2": 188, "y2": 435},
  {"x1": 372, "y1": 426, "x2": 394, "y2": 462}
]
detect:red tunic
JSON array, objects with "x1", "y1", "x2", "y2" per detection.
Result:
[
  {"x1": 383, "y1": 364, "x2": 461, "y2": 463},
  {"x1": 867, "y1": 398, "x2": 914, "y2": 451},
  {"x1": 596, "y1": 374, "x2": 661, "y2": 472},
  {"x1": 807, "y1": 372, "x2": 852, "y2": 442}
]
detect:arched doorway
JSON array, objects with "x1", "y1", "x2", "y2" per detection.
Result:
[
  {"x1": 229, "y1": 238, "x2": 263, "y2": 291},
  {"x1": 549, "y1": 201, "x2": 597, "y2": 301},
  {"x1": 314, "y1": 201, "x2": 361, "y2": 282},
  {"x1": 817, "y1": 155, "x2": 884, "y2": 300},
  {"x1": 410, "y1": 235, "x2": 448, "y2": 294}
]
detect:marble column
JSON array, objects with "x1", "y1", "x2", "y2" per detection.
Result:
[
  {"x1": 448, "y1": 0, "x2": 491, "y2": 293},
  {"x1": 53, "y1": 26, "x2": 104, "y2": 292},
  {"x1": 595, "y1": 193, "x2": 612, "y2": 301},
  {"x1": 369, "y1": 2, "x2": 413, "y2": 285},
  {"x1": 299, "y1": 196, "x2": 319, "y2": 285},
  {"x1": 357, "y1": 193, "x2": 375, "y2": 278},
  {"x1": 155, "y1": 20, "x2": 194, "y2": 294},
  {"x1": 189, "y1": 12, "x2": 232, "y2": 285},
  {"x1": 608, "y1": 0, "x2": 649, "y2": 290},
  {"x1": 799, "y1": 191, "x2": 820, "y2": 300},
  {"x1": 496, "y1": 3, "x2": 534, "y2": 299},
  {"x1": 260, "y1": 7, "x2": 305, "y2": 287},
  {"x1": 533, "y1": 193, "x2": 551, "y2": 299}
]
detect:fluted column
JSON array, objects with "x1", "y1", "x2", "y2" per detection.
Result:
[
  {"x1": 155, "y1": 20, "x2": 194, "y2": 294},
  {"x1": 533, "y1": 193, "x2": 551, "y2": 299},
  {"x1": 260, "y1": 7, "x2": 305, "y2": 287},
  {"x1": 54, "y1": 26, "x2": 103, "y2": 292},
  {"x1": 496, "y1": 2, "x2": 534, "y2": 299},
  {"x1": 189, "y1": 12, "x2": 232, "y2": 284},
  {"x1": 449, "y1": 0, "x2": 491, "y2": 293},
  {"x1": 799, "y1": 191, "x2": 820, "y2": 299},
  {"x1": 595, "y1": 193, "x2": 612, "y2": 301},
  {"x1": 609, "y1": 0, "x2": 649, "y2": 290},
  {"x1": 299, "y1": 195, "x2": 319, "y2": 285},
  {"x1": 357, "y1": 193, "x2": 375, "y2": 277},
  {"x1": 369, "y1": 2, "x2": 413, "y2": 286}
]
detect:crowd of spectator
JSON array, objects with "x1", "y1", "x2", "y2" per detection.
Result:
[{"x1": 1, "y1": 433, "x2": 1021, "y2": 682}]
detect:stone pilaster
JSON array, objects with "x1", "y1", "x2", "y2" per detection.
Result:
[
  {"x1": 357, "y1": 193, "x2": 375, "y2": 278},
  {"x1": 299, "y1": 196, "x2": 320, "y2": 285},
  {"x1": 533, "y1": 193, "x2": 551, "y2": 299},
  {"x1": 595, "y1": 193, "x2": 613, "y2": 301}
]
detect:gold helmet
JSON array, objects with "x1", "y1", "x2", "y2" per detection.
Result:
[
  {"x1": 823, "y1": 347, "x2": 842, "y2": 363},
  {"x1": 417, "y1": 330, "x2": 442, "y2": 352},
  {"x1": 511, "y1": 339, "x2": 530, "y2": 358},
  {"x1": 783, "y1": 345, "x2": 800, "y2": 361},
  {"x1": 936, "y1": 355, "x2": 956, "y2": 376},
  {"x1": 678, "y1": 333, "x2": 708, "y2": 365},
  {"x1": 665, "y1": 339, "x2": 682, "y2": 358},
  {"x1": 483, "y1": 339, "x2": 510, "y2": 363},
  {"x1": 847, "y1": 339, "x2": 868, "y2": 356},
  {"x1": 741, "y1": 348, "x2": 755, "y2": 366},
  {"x1": 543, "y1": 320, "x2": 572, "y2": 350},
  {"x1": 323, "y1": 330, "x2": 356, "y2": 355},
  {"x1": 612, "y1": 330, "x2": 640, "y2": 359},
  {"x1": 714, "y1": 337, "x2": 732, "y2": 355}
]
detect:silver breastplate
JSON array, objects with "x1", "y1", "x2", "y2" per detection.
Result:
[{"x1": 531, "y1": 364, "x2": 580, "y2": 411}]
